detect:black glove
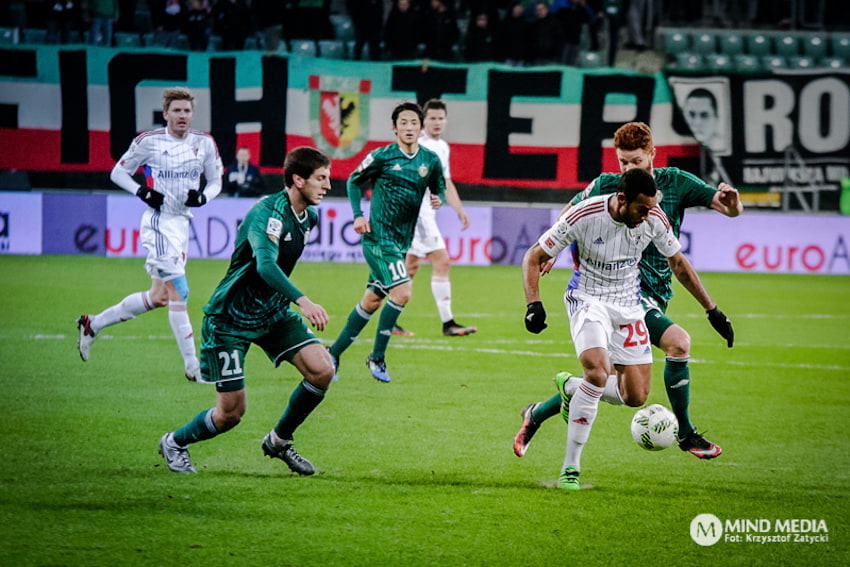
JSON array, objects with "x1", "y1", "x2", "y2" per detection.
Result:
[
  {"x1": 706, "y1": 306, "x2": 734, "y2": 347},
  {"x1": 136, "y1": 186, "x2": 164, "y2": 209},
  {"x1": 525, "y1": 301, "x2": 548, "y2": 334},
  {"x1": 185, "y1": 189, "x2": 207, "y2": 207}
]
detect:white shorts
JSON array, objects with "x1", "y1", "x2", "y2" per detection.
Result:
[
  {"x1": 407, "y1": 212, "x2": 445, "y2": 258},
  {"x1": 564, "y1": 290, "x2": 652, "y2": 366},
  {"x1": 140, "y1": 209, "x2": 189, "y2": 281}
]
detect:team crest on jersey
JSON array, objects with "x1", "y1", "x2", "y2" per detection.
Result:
[
  {"x1": 308, "y1": 75, "x2": 371, "y2": 159},
  {"x1": 193, "y1": 146, "x2": 199, "y2": 156},
  {"x1": 267, "y1": 218, "x2": 283, "y2": 244},
  {"x1": 418, "y1": 164, "x2": 428, "y2": 178}
]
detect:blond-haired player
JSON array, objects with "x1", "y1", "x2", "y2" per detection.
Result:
[{"x1": 76, "y1": 86, "x2": 224, "y2": 381}]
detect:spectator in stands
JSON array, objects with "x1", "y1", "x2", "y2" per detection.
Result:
[
  {"x1": 530, "y1": 2, "x2": 565, "y2": 65},
  {"x1": 46, "y1": 1, "x2": 82, "y2": 44},
  {"x1": 464, "y1": 12, "x2": 497, "y2": 62},
  {"x1": 498, "y1": 2, "x2": 531, "y2": 66},
  {"x1": 211, "y1": 0, "x2": 252, "y2": 50},
  {"x1": 116, "y1": 0, "x2": 136, "y2": 32},
  {"x1": 84, "y1": 0, "x2": 118, "y2": 46},
  {"x1": 184, "y1": 0, "x2": 211, "y2": 51},
  {"x1": 254, "y1": 0, "x2": 286, "y2": 54},
  {"x1": 150, "y1": 0, "x2": 187, "y2": 48},
  {"x1": 296, "y1": 0, "x2": 333, "y2": 41},
  {"x1": 384, "y1": 0, "x2": 421, "y2": 60},
  {"x1": 624, "y1": 0, "x2": 647, "y2": 50},
  {"x1": 551, "y1": 0, "x2": 595, "y2": 66},
  {"x1": 424, "y1": 0, "x2": 459, "y2": 61},
  {"x1": 346, "y1": 0, "x2": 383, "y2": 60},
  {"x1": 225, "y1": 147, "x2": 266, "y2": 197}
]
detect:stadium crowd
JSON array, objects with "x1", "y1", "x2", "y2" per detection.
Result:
[{"x1": 3, "y1": 1, "x2": 848, "y2": 65}]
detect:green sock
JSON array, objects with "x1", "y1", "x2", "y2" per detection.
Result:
[
  {"x1": 532, "y1": 393, "x2": 562, "y2": 423},
  {"x1": 330, "y1": 304, "x2": 373, "y2": 358},
  {"x1": 371, "y1": 300, "x2": 404, "y2": 360},
  {"x1": 274, "y1": 380, "x2": 326, "y2": 440},
  {"x1": 664, "y1": 357, "x2": 694, "y2": 438},
  {"x1": 174, "y1": 408, "x2": 218, "y2": 446}
]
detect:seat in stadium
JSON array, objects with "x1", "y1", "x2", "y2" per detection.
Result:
[
  {"x1": 762, "y1": 55, "x2": 788, "y2": 70},
  {"x1": 718, "y1": 32, "x2": 744, "y2": 56},
  {"x1": 578, "y1": 51, "x2": 603, "y2": 68},
  {"x1": 775, "y1": 35, "x2": 799, "y2": 58},
  {"x1": 734, "y1": 54, "x2": 760, "y2": 71},
  {"x1": 0, "y1": 27, "x2": 17, "y2": 44},
  {"x1": 675, "y1": 53, "x2": 704, "y2": 71},
  {"x1": 801, "y1": 35, "x2": 827, "y2": 59},
  {"x1": 690, "y1": 31, "x2": 716, "y2": 55},
  {"x1": 290, "y1": 40, "x2": 318, "y2": 57},
  {"x1": 330, "y1": 14, "x2": 354, "y2": 42},
  {"x1": 244, "y1": 36, "x2": 260, "y2": 50},
  {"x1": 22, "y1": 28, "x2": 46, "y2": 44},
  {"x1": 788, "y1": 55, "x2": 815, "y2": 69},
  {"x1": 318, "y1": 39, "x2": 346, "y2": 59},
  {"x1": 114, "y1": 31, "x2": 141, "y2": 48},
  {"x1": 705, "y1": 53, "x2": 733, "y2": 71},
  {"x1": 142, "y1": 32, "x2": 155, "y2": 47},
  {"x1": 207, "y1": 34, "x2": 221, "y2": 51},
  {"x1": 747, "y1": 33, "x2": 771, "y2": 57},
  {"x1": 831, "y1": 35, "x2": 850, "y2": 59},
  {"x1": 819, "y1": 56, "x2": 845, "y2": 69},
  {"x1": 662, "y1": 29, "x2": 689, "y2": 55}
]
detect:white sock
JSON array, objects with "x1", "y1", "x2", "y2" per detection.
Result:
[
  {"x1": 431, "y1": 276, "x2": 453, "y2": 323},
  {"x1": 564, "y1": 380, "x2": 604, "y2": 472},
  {"x1": 565, "y1": 375, "x2": 624, "y2": 406},
  {"x1": 168, "y1": 301, "x2": 197, "y2": 366},
  {"x1": 91, "y1": 291, "x2": 154, "y2": 333},
  {"x1": 602, "y1": 374, "x2": 625, "y2": 406}
]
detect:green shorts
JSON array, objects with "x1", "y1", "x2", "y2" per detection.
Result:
[
  {"x1": 199, "y1": 311, "x2": 320, "y2": 392},
  {"x1": 641, "y1": 294, "x2": 675, "y2": 348},
  {"x1": 362, "y1": 242, "x2": 410, "y2": 298}
]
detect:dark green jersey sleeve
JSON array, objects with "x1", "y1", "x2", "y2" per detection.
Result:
[
  {"x1": 671, "y1": 167, "x2": 717, "y2": 208},
  {"x1": 570, "y1": 177, "x2": 604, "y2": 205},
  {"x1": 347, "y1": 149, "x2": 385, "y2": 218},
  {"x1": 246, "y1": 208, "x2": 304, "y2": 303},
  {"x1": 429, "y1": 158, "x2": 446, "y2": 201}
]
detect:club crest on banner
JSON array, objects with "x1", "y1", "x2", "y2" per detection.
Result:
[{"x1": 309, "y1": 75, "x2": 371, "y2": 159}]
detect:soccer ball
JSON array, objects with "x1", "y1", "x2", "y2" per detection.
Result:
[{"x1": 630, "y1": 404, "x2": 679, "y2": 451}]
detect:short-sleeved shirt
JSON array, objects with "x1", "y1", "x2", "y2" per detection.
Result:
[
  {"x1": 115, "y1": 128, "x2": 223, "y2": 217},
  {"x1": 540, "y1": 194, "x2": 681, "y2": 307},
  {"x1": 348, "y1": 142, "x2": 446, "y2": 253},
  {"x1": 570, "y1": 167, "x2": 716, "y2": 307},
  {"x1": 204, "y1": 191, "x2": 317, "y2": 329}
]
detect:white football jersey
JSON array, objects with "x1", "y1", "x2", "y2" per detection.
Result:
[
  {"x1": 417, "y1": 133, "x2": 451, "y2": 218},
  {"x1": 538, "y1": 194, "x2": 681, "y2": 306},
  {"x1": 115, "y1": 128, "x2": 224, "y2": 217}
]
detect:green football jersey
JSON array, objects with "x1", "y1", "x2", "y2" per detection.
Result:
[
  {"x1": 348, "y1": 143, "x2": 446, "y2": 252},
  {"x1": 204, "y1": 191, "x2": 317, "y2": 328},
  {"x1": 570, "y1": 167, "x2": 716, "y2": 308}
]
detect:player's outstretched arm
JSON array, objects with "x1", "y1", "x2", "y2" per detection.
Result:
[
  {"x1": 711, "y1": 182, "x2": 743, "y2": 217},
  {"x1": 295, "y1": 296, "x2": 329, "y2": 331},
  {"x1": 667, "y1": 252, "x2": 734, "y2": 347}
]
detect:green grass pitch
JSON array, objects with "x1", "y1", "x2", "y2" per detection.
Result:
[{"x1": 1, "y1": 255, "x2": 848, "y2": 566}]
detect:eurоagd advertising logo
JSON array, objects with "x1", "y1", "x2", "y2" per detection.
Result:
[{"x1": 690, "y1": 514, "x2": 829, "y2": 546}]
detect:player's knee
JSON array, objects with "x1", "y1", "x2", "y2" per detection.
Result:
[
  {"x1": 665, "y1": 330, "x2": 691, "y2": 358},
  {"x1": 308, "y1": 364, "x2": 334, "y2": 390},
  {"x1": 217, "y1": 409, "x2": 243, "y2": 431},
  {"x1": 623, "y1": 390, "x2": 648, "y2": 407},
  {"x1": 149, "y1": 289, "x2": 169, "y2": 307},
  {"x1": 390, "y1": 287, "x2": 412, "y2": 305}
]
